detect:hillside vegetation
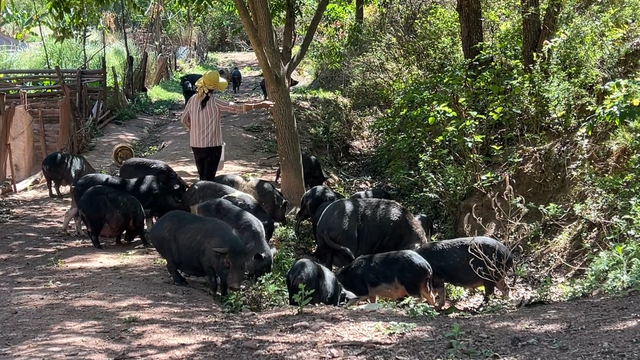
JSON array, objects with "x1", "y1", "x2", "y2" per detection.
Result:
[{"x1": 294, "y1": 0, "x2": 640, "y2": 300}]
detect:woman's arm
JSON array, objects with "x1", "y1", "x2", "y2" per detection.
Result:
[
  {"x1": 180, "y1": 105, "x2": 191, "y2": 130},
  {"x1": 214, "y1": 97, "x2": 274, "y2": 114}
]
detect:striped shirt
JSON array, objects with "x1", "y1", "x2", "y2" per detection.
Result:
[{"x1": 181, "y1": 94, "x2": 246, "y2": 148}]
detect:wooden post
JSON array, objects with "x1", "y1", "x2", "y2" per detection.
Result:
[
  {"x1": 0, "y1": 103, "x2": 15, "y2": 183},
  {"x1": 152, "y1": 56, "x2": 168, "y2": 86},
  {"x1": 82, "y1": 84, "x2": 89, "y2": 121},
  {"x1": 55, "y1": 66, "x2": 80, "y2": 154},
  {"x1": 6, "y1": 144, "x2": 17, "y2": 193},
  {"x1": 76, "y1": 69, "x2": 83, "y2": 123},
  {"x1": 111, "y1": 66, "x2": 121, "y2": 109},
  {"x1": 102, "y1": 57, "x2": 107, "y2": 116},
  {"x1": 37, "y1": 109, "x2": 47, "y2": 161}
]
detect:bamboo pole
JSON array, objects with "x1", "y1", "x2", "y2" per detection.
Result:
[
  {"x1": 6, "y1": 144, "x2": 17, "y2": 193},
  {"x1": 37, "y1": 109, "x2": 47, "y2": 161}
]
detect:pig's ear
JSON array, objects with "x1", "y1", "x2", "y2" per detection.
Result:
[
  {"x1": 212, "y1": 247, "x2": 229, "y2": 255},
  {"x1": 244, "y1": 240, "x2": 256, "y2": 252}
]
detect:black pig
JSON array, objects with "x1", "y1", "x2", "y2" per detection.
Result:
[
  {"x1": 294, "y1": 185, "x2": 344, "y2": 236},
  {"x1": 182, "y1": 180, "x2": 241, "y2": 210},
  {"x1": 336, "y1": 250, "x2": 437, "y2": 306},
  {"x1": 260, "y1": 77, "x2": 299, "y2": 100},
  {"x1": 350, "y1": 188, "x2": 392, "y2": 200},
  {"x1": 212, "y1": 175, "x2": 288, "y2": 223},
  {"x1": 286, "y1": 258, "x2": 356, "y2": 306},
  {"x1": 314, "y1": 198, "x2": 428, "y2": 269},
  {"x1": 41, "y1": 151, "x2": 95, "y2": 198},
  {"x1": 191, "y1": 198, "x2": 276, "y2": 278},
  {"x1": 77, "y1": 185, "x2": 149, "y2": 249},
  {"x1": 119, "y1": 158, "x2": 188, "y2": 197},
  {"x1": 150, "y1": 210, "x2": 247, "y2": 296},
  {"x1": 416, "y1": 236, "x2": 513, "y2": 308},
  {"x1": 275, "y1": 153, "x2": 328, "y2": 190},
  {"x1": 62, "y1": 174, "x2": 183, "y2": 234},
  {"x1": 221, "y1": 191, "x2": 275, "y2": 240},
  {"x1": 414, "y1": 214, "x2": 434, "y2": 240},
  {"x1": 180, "y1": 73, "x2": 202, "y2": 105}
]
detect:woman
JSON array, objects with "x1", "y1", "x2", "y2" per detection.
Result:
[{"x1": 181, "y1": 70, "x2": 273, "y2": 180}]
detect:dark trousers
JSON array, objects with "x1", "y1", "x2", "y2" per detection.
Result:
[
  {"x1": 232, "y1": 76, "x2": 241, "y2": 93},
  {"x1": 192, "y1": 146, "x2": 222, "y2": 181}
]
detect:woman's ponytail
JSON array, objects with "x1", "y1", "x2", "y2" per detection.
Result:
[{"x1": 200, "y1": 91, "x2": 211, "y2": 109}]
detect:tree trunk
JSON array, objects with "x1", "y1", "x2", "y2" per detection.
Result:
[
  {"x1": 521, "y1": 0, "x2": 541, "y2": 71},
  {"x1": 355, "y1": 0, "x2": 364, "y2": 25},
  {"x1": 186, "y1": 5, "x2": 193, "y2": 61},
  {"x1": 456, "y1": 0, "x2": 484, "y2": 61},
  {"x1": 33, "y1": 0, "x2": 51, "y2": 69},
  {"x1": 281, "y1": 0, "x2": 295, "y2": 64},
  {"x1": 270, "y1": 79, "x2": 305, "y2": 205},
  {"x1": 82, "y1": 25, "x2": 88, "y2": 68},
  {"x1": 120, "y1": 0, "x2": 133, "y2": 100},
  {"x1": 154, "y1": 0, "x2": 163, "y2": 56},
  {"x1": 537, "y1": 0, "x2": 561, "y2": 52},
  {"x1": 234, "y1": 0, "x2": 306, "y2": 204}
]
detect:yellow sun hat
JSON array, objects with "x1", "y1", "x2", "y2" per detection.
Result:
[{"x1": 195, "y1": 70, "x2": 228, "y2": 94}]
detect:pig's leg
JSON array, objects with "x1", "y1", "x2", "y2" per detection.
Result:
[
  {"x1": 89, "y1": 227, "x2": 103, "y2": 249},
  {"x1": 46, "y1": 178, "x2": 54, "y2": 198},
  {"x1": 54, "y1": 181, "x2": 63, "y2": 198},
  {"x1": 166, "y1": 261, "x2": 187, "y2": 286}
]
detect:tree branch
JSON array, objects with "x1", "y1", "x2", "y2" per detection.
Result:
[
  {"x1": 286, "y1": 0, "x2": 329, "y2": 77},
  {"x1": 281, "y1": 0, "x2": 295, "y2": 64},
  {"x1": 233, "y1": 0, "x2": 273, "y2": 80}
]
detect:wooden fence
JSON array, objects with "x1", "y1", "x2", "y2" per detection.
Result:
[{"x1": 0, "y1": 59, "x2": 108, "y2": 190}]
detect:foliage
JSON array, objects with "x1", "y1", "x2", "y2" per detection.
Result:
[
  {"x1": 592, "y1": 79, "x2": 640, "y2": 132},
  {"x1": 222, "y1": 222, "x2": 313, "y2": 313},
  {"x1": 293, "y1": 90, "x2": 363, "y2": 161},
  {"x1": 575, "y1": 241, "x2": 640, "y2": 296},
  {"x1": 374, "y1": 321, "x2": 416, "y2": 335},
  {"x1": 397, "y1": 297, "x2": 439, "y2": 318},
  {"x1": 0, "y1": 34, "x2": 133, "y2": 87},
  {"x1": 445, "y1": 322, "x2": 494, "y2": 359},
  {"x1": 291, "y1": 283, "x2": 315, "y2": 314}
]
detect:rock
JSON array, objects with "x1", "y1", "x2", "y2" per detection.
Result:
[
  {"x1": 243, "y1": 340, "x2": 260, "y2": 350},
  {"x1": 293, "y1": 321, "x2": 310, "y2": 329},
  {"x1": 329, "y1": 348, "x2": 343, "y2": 358},
  {"x1": 479, "y1": 333, "x2": 489, "y2": 339},
  {"x1": 357, "y1": 303, "x2": 381, "y2": 312},
  {"x1": 311, "y1": 321, "x2": 329, "y2": 332}
]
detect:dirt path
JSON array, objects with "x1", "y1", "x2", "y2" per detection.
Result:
[{"x1": 1, "y1": 52, "x2": 639, "y2": 360}]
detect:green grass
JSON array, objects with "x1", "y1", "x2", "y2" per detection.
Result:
[
  {"x1": 145, "y1": 61, "x2": 222, "y2": 106},
  {"x1": 0, "y1": 35, "x2": 133, "y2": 88}
]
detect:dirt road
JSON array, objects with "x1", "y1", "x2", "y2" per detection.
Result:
[{"x1": 1, "y1": 52, "x2": 638, "y2": 359}]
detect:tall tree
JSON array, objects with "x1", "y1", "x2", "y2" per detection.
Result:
[
  {"x1": 521, "y1": 0, "x2": 541, "y2": 70},
  {"x1": 232, "y1": 0, "x2": 329, "y2": 203},
  {"x1": 522, "y1": 0, "x2": 562, "y2": 71},
  {"x1": 456, "y1": 0, "x2": 484, "y2": 61},
  {"x1": 355, "y1": 0, "x2": 364, "y2": 25}
]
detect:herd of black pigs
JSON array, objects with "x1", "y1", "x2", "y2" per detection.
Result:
[{"x1": 39, "y1": 150, "x2": 513, "y2": 310}]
